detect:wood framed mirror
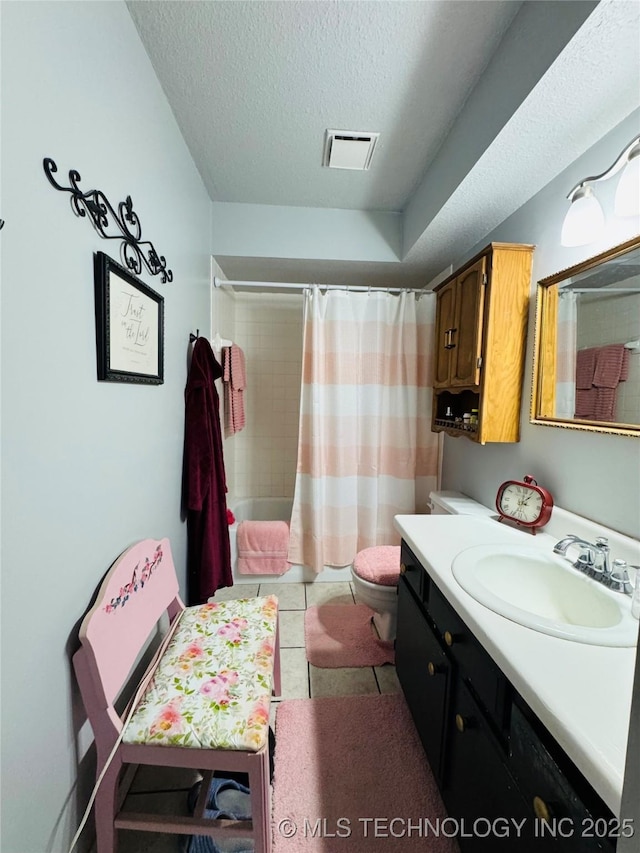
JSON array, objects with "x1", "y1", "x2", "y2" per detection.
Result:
[{"x1": 531, "y1": 234, "x2": 640, "y2": 436}]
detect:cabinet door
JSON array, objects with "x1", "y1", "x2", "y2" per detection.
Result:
[
  {"x1": 445, "y1": 680, "x2": 540, "y2": 852},
  {"x1": 434, "y1": 281, "x2": 456, "y2": 387},
  {"x1": 395, "y1": 578, "x2": 450, "y2": 785},
  {"x1": 450, "y1": 258, "x2": 486, "y2": 387},
  {"x1": 510, "y1": 703, "x2": 616, "y2": 853},
  {"x1": 428, "y1": 583, "x2": 508, "y2": 731}
]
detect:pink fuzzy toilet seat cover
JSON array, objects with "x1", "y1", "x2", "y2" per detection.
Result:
[{"x1": 353, "y1": 545, "x2": 402, "y2": 586}]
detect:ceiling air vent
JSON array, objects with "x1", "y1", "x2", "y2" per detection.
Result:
[{"x1": 323, "y1": 130, "x2": 380, "y2": 170}]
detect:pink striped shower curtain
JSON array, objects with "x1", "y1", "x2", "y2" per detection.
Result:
[{"x1": 287, "y1": 287, "x2": 441, "y2": 573}]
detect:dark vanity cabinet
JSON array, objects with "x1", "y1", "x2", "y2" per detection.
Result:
[
  {"x1": 396, "y1": 566, "x2": 451, "y2": 784},
  {"x1": 396, "y1": 541, "x2": 617, "y2": 853}
]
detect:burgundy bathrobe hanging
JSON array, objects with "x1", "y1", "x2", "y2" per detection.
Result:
[{"x1": 184, "y1": 337, "x2": 232, "y2": 604}]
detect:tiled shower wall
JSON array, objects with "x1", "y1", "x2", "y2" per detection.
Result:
[
  {"x1": 212, "y1": 278, "x2": 304, "y2": 501},
  {"x1": 577, "y1": 291, "x2": 640, "y2": 425}
]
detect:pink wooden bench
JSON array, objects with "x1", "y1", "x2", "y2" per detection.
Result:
[{"x1": 73, "y1": 538, "x2": 281, "y2": 852}]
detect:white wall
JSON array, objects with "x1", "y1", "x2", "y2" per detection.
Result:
[
  {"x1": 230, "y1": 292, "x2": 303, "y2": 500},
  {"x1": 1, "y1": 3, "x2": 212, "y2": 851},
  {"x1": 211, "y1": 202, "x2": 402, "y2": 262},
  {"x1": 441, "y1": 109, "x2": 640, "y2": 538}
]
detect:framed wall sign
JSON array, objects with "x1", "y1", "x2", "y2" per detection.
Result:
[{"x1": 94, "y1": 252, "x2": 164, "y2": 384}]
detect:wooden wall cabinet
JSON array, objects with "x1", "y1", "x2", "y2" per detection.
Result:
[
  {"x1": 396, "y1": 542, "x2": 616, "y2": 853},
  {"x1": 432, "y1": 243, "x2": 534, "y2": 444}
]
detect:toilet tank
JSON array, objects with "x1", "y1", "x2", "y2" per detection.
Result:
[{"x1": 429, "y1": 490, "x2": 495, "y2": 518}]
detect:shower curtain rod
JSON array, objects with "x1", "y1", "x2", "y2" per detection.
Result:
[
  {"x1": 213, "y1": 276, "x2": 427, "y2": 294},
  {"x1": 569, "y1": 287, "x2": 640, "y2": 293}
]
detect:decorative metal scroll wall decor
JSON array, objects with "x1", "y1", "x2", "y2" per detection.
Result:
[{"x1": 43, "y1": 158, "x2": 173, "y2": 283}]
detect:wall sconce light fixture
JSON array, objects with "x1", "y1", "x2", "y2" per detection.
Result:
[{"x1": 561, "y1": 133, "x2": 640, "y2": 247}]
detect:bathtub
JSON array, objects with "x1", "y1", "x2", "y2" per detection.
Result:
[{"x1": 228, "y1": 497, "x2": 353, "y2": 584}]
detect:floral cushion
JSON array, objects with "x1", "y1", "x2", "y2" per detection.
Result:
[{"x1": 123, "y1": 595, "x2": 278, "y2": 752}]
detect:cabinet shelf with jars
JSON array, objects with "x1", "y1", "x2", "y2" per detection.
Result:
[{"x1": 432, "y1": 243, "x2": 534, "y2": 444}]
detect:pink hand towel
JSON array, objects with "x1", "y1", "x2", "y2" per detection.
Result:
[
  {"x1": 237, "y1": 520, "x2": 290, "y2": 575},
  {"x1": 575, "y1": 348, "x2": 596, "y2": 390},
  {"x1": 221, "y1": 344, "x2": 246, "y2": 435},
  {"x1": 593, "y1": 344, "x2": 629, "y2": 388},
  {"x1": 575, "y1": 387, "x2": 597, "y2": 419},
  {"x1": 594, "y1": 387, "x2": 617, "y2": 421}
]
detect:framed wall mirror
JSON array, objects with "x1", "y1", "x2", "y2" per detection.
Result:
[{"x1": 531, "y1": 234, "x2": 640, "y2": 436}]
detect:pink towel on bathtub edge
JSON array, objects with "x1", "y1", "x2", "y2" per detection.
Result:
[{"x1": 237, "y1": 520, "x2": 290, "y2": 575}]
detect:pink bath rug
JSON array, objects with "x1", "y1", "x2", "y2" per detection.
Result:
[
  {"x1": 272, "y1": 693, "x2": 459, "y2": 852},
  {"x1": 304, "y1": 604, "x2": 394, "y2": 668}
]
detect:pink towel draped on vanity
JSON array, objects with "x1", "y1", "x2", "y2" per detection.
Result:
[
  {"x1": 237, "y1": 520, "x2": 291, "y2": 575},
  {"x1": 222, "y1": 344, "x2": 247, "y2": 435},
  {"x1": 574, "y1": 344, "x2": 629, "y2": 421}
]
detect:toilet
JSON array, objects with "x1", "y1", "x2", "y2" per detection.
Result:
[
  {"x1": 351, "y1": 491, "x2": 494, "y2": 641},
  {"x1": 428, "y1": 490, "x2": 495, "y2": 519},
  {"x1": 351, "y1": 545, "x2": 402, "y2": 642}
]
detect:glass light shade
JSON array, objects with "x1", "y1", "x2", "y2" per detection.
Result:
[
  {"x1": 560, "y1": 188, "x2": 605, "y2": 247},
  {"x1": 614, "y1": 153, "x2": 640, "y2": 217}
]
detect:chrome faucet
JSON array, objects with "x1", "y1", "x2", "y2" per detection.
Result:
[
  {"x1": 553, "y1": 534, "x2": 629, "y2": 592},
  {"x1": 552, "y1": 534, "x2": 632, "y2": 593}
]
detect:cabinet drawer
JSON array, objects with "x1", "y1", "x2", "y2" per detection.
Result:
[
  {"x1": 510, "y1": 702, "x2": 615, "y2": 853},
  {"x1": 428, "y1": 583, "x2": 508, "y2": 730},
  {"x1": 400, "y1": 541, "x2": 426, "y2": 600}
]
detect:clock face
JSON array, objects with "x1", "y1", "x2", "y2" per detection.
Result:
[{"x1": 498, "y1": 483, "x2": 544, "y2": 525}]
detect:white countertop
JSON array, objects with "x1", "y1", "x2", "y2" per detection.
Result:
[{"x1": 393, "y1": 512, "x2": 639, "y2": 817}]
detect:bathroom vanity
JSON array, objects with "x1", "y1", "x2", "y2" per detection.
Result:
[{"x1": 394, "y1": 512, "x2": 638, "y2": 852}]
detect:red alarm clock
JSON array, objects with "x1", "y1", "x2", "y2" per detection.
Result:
[{"x1": 495, "y1": 475, "x2": 553, "y2": 534}]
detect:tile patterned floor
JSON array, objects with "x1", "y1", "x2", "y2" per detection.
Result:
[{"x1": 116, "y1": 581, "x2": 400, "y2": 852}]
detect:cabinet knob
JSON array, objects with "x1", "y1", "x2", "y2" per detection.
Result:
[
  {"x1": 533, "y1": 796, "x2": 552, "y2": 824},
  {"x1": 444, "y1": 630, "x2": 455, "y2": 647},
  {"x1": 400, "y1": 563, "x2": 406, "y2": 575},
  {"x1": 427, "y1": 661, "x2": 444, "y2": 677},
  {"x1": 455, "y1": 713, "x2": 467, "y2": 733}
]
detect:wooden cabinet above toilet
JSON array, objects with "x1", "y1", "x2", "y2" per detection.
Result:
[{"x1": 432, "y1": 243, "x2": 534, "y2": 444}]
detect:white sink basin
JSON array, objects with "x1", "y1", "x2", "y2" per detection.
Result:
[{"x1": 451, "y1": 544, "x2": 638, "y2": 647}]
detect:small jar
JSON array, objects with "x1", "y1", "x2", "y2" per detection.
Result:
[
  {"x1": 470, "y1": 409, "x2": 478, "y2": 426},
  {"x1": 462, "y1": 412, "x2": 471, "y2": 427}
]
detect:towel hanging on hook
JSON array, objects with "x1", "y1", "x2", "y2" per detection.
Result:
[{"x1": 188, "y1": 329, "x2": 233, "y2": 350}]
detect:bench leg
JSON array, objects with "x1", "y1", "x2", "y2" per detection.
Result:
[
  {"x1": 95, "y1": 755, "x2": 122, "y2": 853},
  {"x1": 249, "y1": 745, "x2": 272, "y2": 853}
]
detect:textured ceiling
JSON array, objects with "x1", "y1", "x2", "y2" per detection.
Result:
[
  {"x1": 127, "y1": 0, "x2": 640, "y2": 287},
  {"x1": 127, "y1": 0, "x2": 520, "y2": 211}
]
